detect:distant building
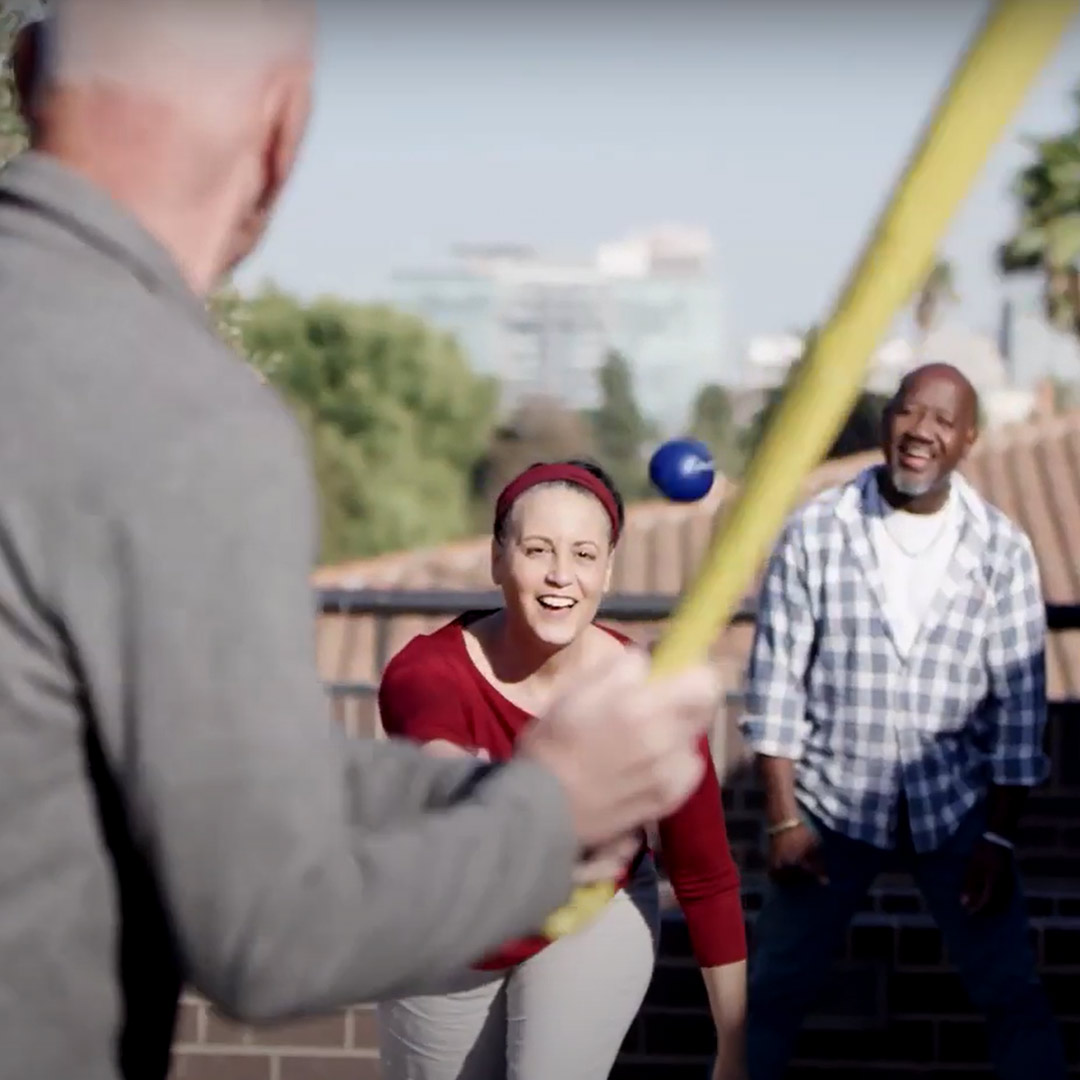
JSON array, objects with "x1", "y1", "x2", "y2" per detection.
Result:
[
  {"x1": 913, "y1": 320, "x2": 1040, "y2": 427},
  {"x1": 741, "y1": 319, "x2": 1039, "y2": 429},
  {"x1": 741, "y1": 332, "x2": 911, "y2": 397},
  {"x1": 391, "y1": 226, "x2": 729, "y2": 431}
]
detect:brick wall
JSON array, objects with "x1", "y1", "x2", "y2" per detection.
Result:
[
  {"x1": 617, "y1": 701, "x2": 1080, "y2": 1077},
  {"x1": 614, "y1": 878, "x2": 1080, "y2": 1079},
  {"x1": 171, "y1": 893, "x2": 1080, "y2": 1080},
  {"x1": 170, "y1": 1001, "x2": 380, "y2": 1080},
  {"x1": 169, "y1": 705, "x2": 1080, "y2": 1078}
]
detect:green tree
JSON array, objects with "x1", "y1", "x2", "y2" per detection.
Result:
[
  {"x1": 231, "y1": 287, "x2": 499, "y2": 562},
  {"x1": 1, "y1": 5, "x2": 28, "y2": 168},
  {"x1": 586, "y1": 350, "x2": 655, "y2": 499},
  {"x1": 687, "y1": 383, "x2": 742, "y2": 477},
  {"x1": 472, "y1": 395, "x2": 595, "y2": 518},
  {"x1": 914, "y1": 258, "x2": 958, "y2": 337},
  {"x1": 999, "y1": 87, "x2": 1080, "y2": 337},
  {"x1": 209, "y1": 282, "x2": 283, "y2": 381},
  {"x1": 1, "y1": 3, "x2": 51, "y2": 166}
]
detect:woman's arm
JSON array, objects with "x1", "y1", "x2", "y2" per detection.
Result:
[
  {"x1": 703, "y1": 961, "x2": 747, "y2": 1079},
  {"x1": 379, "y1": 652, "x2": 492, "y2": 772},
  {"x1": 379, "y1": 648, "x2": 475, "y2": 746},
  {"x1": 656, "y1": 735, "x2": 747, "y2": 1070}
]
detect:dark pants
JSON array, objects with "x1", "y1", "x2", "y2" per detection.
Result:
[{"x1": 746, "y1": 804, "x2": 1065, "y2": 1080}]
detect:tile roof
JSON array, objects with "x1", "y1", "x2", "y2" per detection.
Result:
[{"x1": 315, "y1": 412, "x2": 1080, "y2": 746}]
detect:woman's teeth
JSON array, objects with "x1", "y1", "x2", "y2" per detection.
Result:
[{"x1": 538, "y1": 596, "x2": 576, "y2": 610}]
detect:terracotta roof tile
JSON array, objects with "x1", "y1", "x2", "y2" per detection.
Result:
[{"x1": 315, "y1": 414, "x2": 1080, "y2": 705}]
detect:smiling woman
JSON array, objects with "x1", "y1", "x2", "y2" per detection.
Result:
[
  {"x1": 374, "y1": 458, "x2": 748, "y2": 1080},
  {"x1": 488, "y1": 459, "x2": 624, "y2": 659}
]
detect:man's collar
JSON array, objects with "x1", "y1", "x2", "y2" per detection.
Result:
[
  {"x1": 0, "y1": 150, "x2": 210, "y2": 322},
  {"x1": 841, "y1": 464, "x2": 989, "y2": 539}
]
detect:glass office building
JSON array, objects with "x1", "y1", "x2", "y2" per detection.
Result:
[{"x1": 391, "y1": 229, "x2": 729, "y2": 433}]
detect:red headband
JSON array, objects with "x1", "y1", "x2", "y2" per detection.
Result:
[{"x1": 494, "y1": 464, "x2": 622, "y2": 542}]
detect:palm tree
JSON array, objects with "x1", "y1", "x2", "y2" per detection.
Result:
[
  {"x1": 914, "y1": 258, "x2": 958, "y2": 339},
  {"x1": 999, "y1": 87, "x2": 1080, "y2": 338}
]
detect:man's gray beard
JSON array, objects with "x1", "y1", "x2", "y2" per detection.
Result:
[{"x1": 889, "y1": 467, "x2": 947, "y2": 499}]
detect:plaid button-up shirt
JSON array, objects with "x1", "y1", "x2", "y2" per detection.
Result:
[{"x1": 740, "y1": 467, "x2": 1048, "y2": 852}]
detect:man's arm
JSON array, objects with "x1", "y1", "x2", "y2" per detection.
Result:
[
  {"x1": 337, "y1": 733, "x2": 493, "y2": 822},
  {"x1": 59, "y1": 399, "x2": 578, "y2": 1021},
  {"x1": 740, "y1": 524, "x2": 817, "y2": 825},
  {"x1": 983, "y1": 532, "x2": 1050, "y2": 839}
]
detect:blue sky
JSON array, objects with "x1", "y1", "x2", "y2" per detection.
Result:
[{"x1": 237, "y1": 0, "x2": 1080, "y2": 361}]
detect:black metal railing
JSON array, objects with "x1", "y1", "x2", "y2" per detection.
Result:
[
  {"x1": 318, "y1": 588, "x2": 755, "y2": 701},
  {"x1": 318, "y1": 588, "x2": 758, "y2": 623},
  {"x1": 317, "y1": 588, "x2": 1080, "y2": 702}
]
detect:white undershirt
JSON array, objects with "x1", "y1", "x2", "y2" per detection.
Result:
[{"x1": 868, "y1": 480, "x2": 961, "y2": 655}]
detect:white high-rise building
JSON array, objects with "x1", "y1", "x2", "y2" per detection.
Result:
[{"x1": 391, "y1": 226, "x2": 730, "y2": 432}]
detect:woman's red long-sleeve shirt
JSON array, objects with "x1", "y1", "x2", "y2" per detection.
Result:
[{"x1": 377, "y1": 613, "x2": 747, "y2": 971}]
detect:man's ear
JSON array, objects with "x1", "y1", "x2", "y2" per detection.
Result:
[
  {"x1": 961, "y1": 422, "x2": 978, "y2": 458},
  {"x1": 257, "y1": 63, "x2": 313, "y2": 219}
]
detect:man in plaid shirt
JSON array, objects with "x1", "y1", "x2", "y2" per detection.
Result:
[{"x1": 741, "y1": 364, "x2": 1065, "y2": 1079}]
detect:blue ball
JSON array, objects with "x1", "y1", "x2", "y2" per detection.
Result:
[{"x1": 648, "y1": 438, "x2": 715, "y2": 502}]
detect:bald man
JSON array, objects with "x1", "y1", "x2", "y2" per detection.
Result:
[
  {"x1": 0, "y1": 5, "x2": 723, "y2": 1080},
  {"x1": 740, "y1": 363, "x2": 1065, "y2": 1078}
]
